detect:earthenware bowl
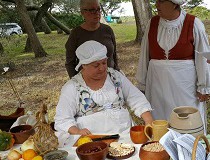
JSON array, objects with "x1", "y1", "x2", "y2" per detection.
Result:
[
  {"x1": 0, "y1": 108, "x2": 24, "y2": 131},
  {"x1": 76, "y1": 141, "x2": 108, "y2": 160},
  {"x1": 10, "y1": 124, "x2": 35, "y2": 144},
  {"x1": 139, "y1": 141, "x2": 170, "y2": 160}
]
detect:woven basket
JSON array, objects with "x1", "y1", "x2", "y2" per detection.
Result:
[{"x1": 192, "y1": 134, "x2": 210, "y2": 160}]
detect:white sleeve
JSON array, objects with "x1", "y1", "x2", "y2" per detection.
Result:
[
  {"x1": 54, "y1": 81, "x2": 78, "y2": 133},
  {"x1": 136, "y1": 20, "x2": 151, "y2": 91},
  {"x1": 119, "y1": 72, "x2": 152, "y2": 117},
  {"x1": 193, "y1": 18, "x2": 210, "y2": 94}
]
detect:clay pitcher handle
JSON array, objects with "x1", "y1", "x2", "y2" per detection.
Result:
[{"x1": 144, "y1": 124, "x2": 153, "y2": 141}]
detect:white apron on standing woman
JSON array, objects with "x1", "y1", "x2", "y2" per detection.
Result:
[{"x1": 145, "y1": 59, "x2": 207, "y2": 133}]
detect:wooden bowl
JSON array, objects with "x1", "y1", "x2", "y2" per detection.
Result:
[
  {"x1": 0, "y1": 108, "x2": 24, "y2": 131},
  {"x1": 139, "y1": 141, "x2": 170, "y2": 160},
  {"x1": 130, "y1": 125, "x2": 149, "y2": 144},
  {"x1": 10, "y1": 124, "x2": 35, "y2": 144},
  {"x1": 76, "y1": 141, "x2": 108, "y2": 160}
]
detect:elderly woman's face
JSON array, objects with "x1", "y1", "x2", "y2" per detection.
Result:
[
  {"x1": 81, "y1": 2, "x2": 101, "y2": 24},
  {"x1": 155, "y1": 0, "x2": 178, "y2": 20},
  {"x1": 82, "y1": 58, "x2": 107, "y2": 80}
]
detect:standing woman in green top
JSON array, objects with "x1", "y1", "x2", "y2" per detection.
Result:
[{"x1": 65, "y1": 0, "x2": 119, "y2": 78}]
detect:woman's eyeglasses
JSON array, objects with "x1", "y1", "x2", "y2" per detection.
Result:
[{"x1": 82, "y1": 8, "x2": 101, "y2": 14}]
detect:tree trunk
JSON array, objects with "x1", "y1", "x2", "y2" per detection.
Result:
[
  {"x1": 27, "y1": 0, "x2": 51, "y2": 34},
  {"x1": 131, "y1": 0, "x2": 152, "y2": 43},
  {"x1": 33, "y1": 1, "x2": 52, "y2": 32},
  {"x1": 27, "y1": 5, "x2": 71, "y2": 34},
  {"x1": 41, "y1": 18, "x2": 51, "y2": 34},
  {"x1": 0, "y1": 42, "x2": 4, "y2": 56},
  {"x1": 24, "y1": 37, "x2": 32, "y2": 52},
  {"x1": 45, "y1": 12, "x2": 71, "y2": 34},
  {"x1": 57, "y1": 28, "x2": 63, "y2": 34},
  {"x1": 15, "y1": 0, "x2": 47, "y2": 57}
]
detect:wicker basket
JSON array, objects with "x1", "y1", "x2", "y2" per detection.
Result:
[{"x1": 192, "y1": 134, "x2": 210, "y2": 160}]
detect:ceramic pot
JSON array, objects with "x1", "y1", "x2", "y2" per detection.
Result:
[{"x1": 169, "y1": 106, "x2": 204, "y2": 137}]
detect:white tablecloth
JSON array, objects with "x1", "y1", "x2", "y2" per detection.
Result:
[{"x1": 0, "y1": 134, "x2": 141, "y2": 160}]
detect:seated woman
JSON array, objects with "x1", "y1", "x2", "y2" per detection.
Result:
[{"x1": 55, "y1": 40, "x2": 153, "y2": 135}]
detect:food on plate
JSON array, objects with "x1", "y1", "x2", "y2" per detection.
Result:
[
  {"x1": 77, "y1": 136, "x2": 93, "y2": 146},
  {"x1": 0, "y1": 130, "x2": 15, "y2": 151},
  {"x1": 142, "y1": 142, "x2": 164, "y2": 152},
  {"x1": 108, "y1": 142, "x2": 135, "y2": 157},
  {"x1": 21, "y1": 138, "x2": 36, "y2": 152},
  {"x1": 22, "y1": 149, "x2": 37, "y2": 160},
  {"x1": 7, "y1": 150, "x2": 22, "y2": 160}
]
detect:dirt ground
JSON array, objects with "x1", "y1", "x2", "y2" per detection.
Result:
[{"x1": 0, "y1": 41, "x2": 141, "y2": 123}]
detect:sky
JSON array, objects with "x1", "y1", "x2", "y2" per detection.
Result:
[
  {"x1": 112, "y1": 1, "x2": 210, "y2": 17},
  {"x1": 202, "y1": 0, "x2": 210, "y2": 9}
]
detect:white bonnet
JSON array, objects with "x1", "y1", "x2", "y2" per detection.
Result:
[
  {"x1": 75, "y1": 40, "x2": 107, "y2": 71},
  {"x1": 170, "y1": 0, "x2": 186, "y2": 5}
]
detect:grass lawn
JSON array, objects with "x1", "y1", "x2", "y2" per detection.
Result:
[{"x1": 0, "y1": 19, "x2": 210, "y2": 133}]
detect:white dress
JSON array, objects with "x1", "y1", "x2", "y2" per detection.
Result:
[
  {"x1": 55, "y1": 68, "x2": 152, "y2": 134},
  {"x1": 136, "y1": 10, "x2": 210, "y2": 133}
]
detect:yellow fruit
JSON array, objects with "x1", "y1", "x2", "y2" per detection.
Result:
[
  {"x1": 22, "y1": 149, "x2": 37, "y2": 160},
  {"x1": 32, "y1": 155, "x2": 43, "y2": 160},
  {"x1": 77, "y1": 136, "x2": 93, "y2": 146}
]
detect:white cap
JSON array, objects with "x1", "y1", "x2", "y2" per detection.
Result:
[
  {"x1": 171, "y1": 0, "x2": 186, "y2": 5},
  {"x1": 75, "y1": 40, "x2": 107, "y2": 71}
]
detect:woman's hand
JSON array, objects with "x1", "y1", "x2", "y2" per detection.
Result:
[
  {"x1": 196, "y1": 92, "x2": 209, "y2": 102},
  {"x1": 77, "y1": 128, "x2": 92, "y2": 135},
  {"x1": 141, "y1": 111, "x2": 154, "y2": 125},
  {"x1": 68, "y1": 126, "x2": 92, "y2": 135}
]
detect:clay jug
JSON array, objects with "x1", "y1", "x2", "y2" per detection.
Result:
[{"x1": 169, "y1": 106, "x2": 204, "y2": 137}]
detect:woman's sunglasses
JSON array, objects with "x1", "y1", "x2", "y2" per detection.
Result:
[{"x1": 82, "y1": 8, "x2": 101, "y2": 14}]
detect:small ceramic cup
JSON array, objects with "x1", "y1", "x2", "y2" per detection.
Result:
[{"x1": 130, "y1": 125, "x2": 148, "y2": 144}]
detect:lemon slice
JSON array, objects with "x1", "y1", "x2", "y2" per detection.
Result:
[{"x1": 77, "y1": 136, "x2": 93, "y2": 146}]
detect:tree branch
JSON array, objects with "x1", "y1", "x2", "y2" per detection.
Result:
[{"x1": 1, "y1": 0, "x2": 15, "y2": 3}]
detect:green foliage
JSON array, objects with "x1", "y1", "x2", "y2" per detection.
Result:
[
  {"x1": 46, "y1": 13, "x2": 84, "y2": 30},
  {"x1": 0, "y1": 9, "x2": 21, "y2": 24},
  {"x1": 186, "y1": 6, "x2": 210, "y2": 20}
]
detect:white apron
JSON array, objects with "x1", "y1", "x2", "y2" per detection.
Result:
[
  {"x1": 145, "y1": 59, "x2": 207, "y2": 133},
  {"x1": 76, "y1": 107, "x2": 132, "y2": 134}
]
